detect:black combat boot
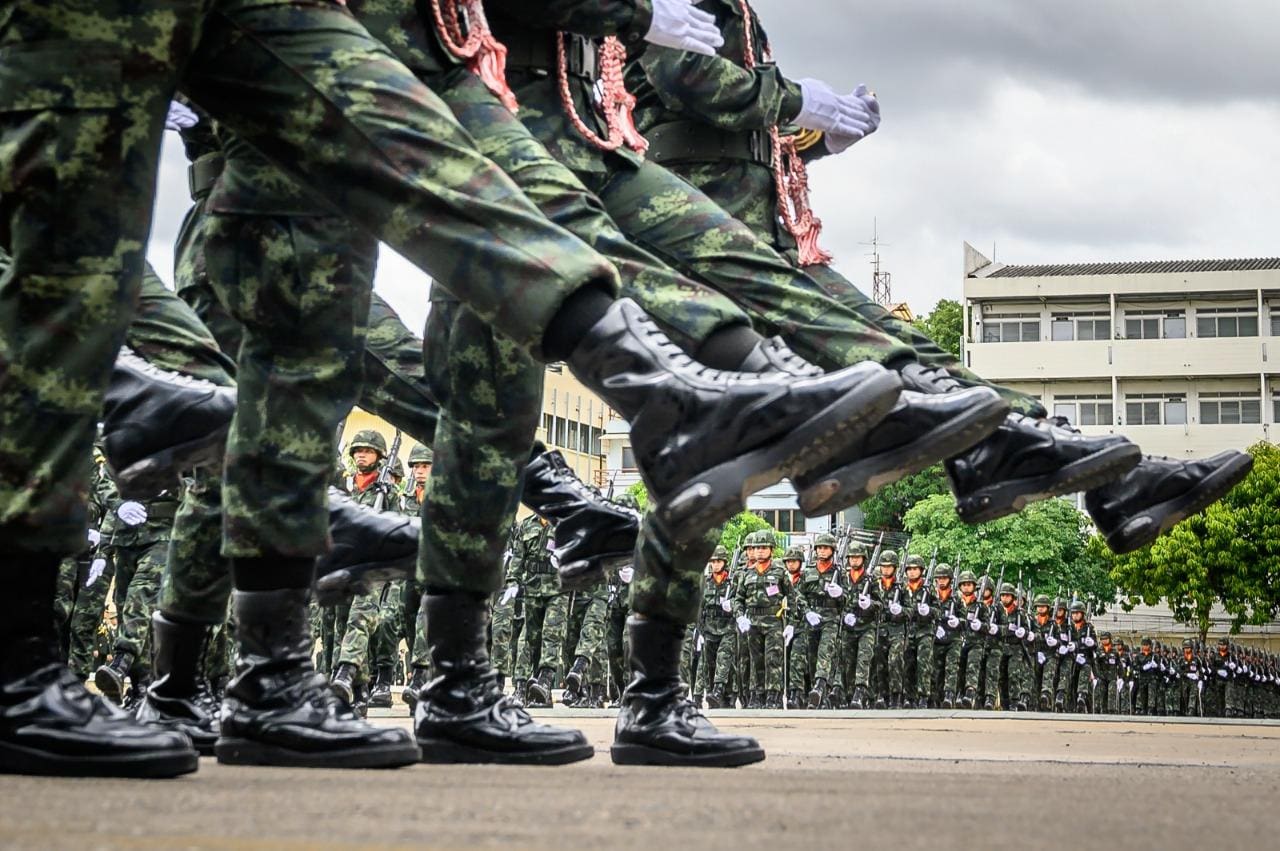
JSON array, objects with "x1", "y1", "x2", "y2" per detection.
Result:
[
  {"x1": 766, "y1": 690, "x2": 784, "y2": 710},
  {"x1": 828, "y1": 685, "x2": 844, "y2": 709},
  {"x1": 941, "y1": 690, "x2": 955, "y2": 709},
  {"x1": 414, "y1": 592, "x2": 592, "y2": 764},
  {"x1": 135, "y1": 613, "x2": 219, "y2": 755},
  {"x1": 961, "y1": 688, "x2": 977, "y2": 710},
  {"x1": 873, "y1": 695, "x2": 887, "y2": 710},
  {"x1": 1038, "y1": 692, "x2": 1051, "y2": 712},
  {"x1": 521, "y1": 447, "x2": 641, "y2": 592},
  {"x1": 101, "y1": 346, "x2": 236, "y2": 499},
  {"x1": 612, "y1": 617, "x2": 764, "y2": 767},
  {"x1": 1085, "y1": 452, "x2": 1254, "y2": 554},
  {"x1": 946, "y1": 414, "x2": 1140, "y2": 524},
  {"x1": 368, "y1": 665, "x2": 394, "y2": 709},
  {"x1": 849, "y1": 686, "x2": 867, "y2": 710},
  {"x1": 567, "y1": 299, "x2": 904, "y2": 541},
  {"x1": 215, "y1": 589, "x2": 419, "y2": 768},
  {"x1": 982, "y1": 696, "x2": 995, "y2": 711},
  {"x1": 402, "y1": 666, "x2": 430, "y2": 714},
  {"x1": 796, "y1": 385, "x2": 1010, "y2": 516},
  {"x1": 706, "y1": 684, "x2": 726, "y2": 710},
  {"x1": 511, "y1": 679, "x2": 529, "y2": 708},
  {"x1": 901, "y1": 697, "x2": 915, "y2": 710},
  {"x1": 1054, "y1": 690, "x2": 1066, "y2": 712},
  {"x1": 692, "y1": 691, "x2": 704, "y2": 709},
  {"x1": 525, "y1": 667, "x2": 555, "y2": 708},
  {"x1": 1076, "y1": 696, "x2": 1089, "y2": 713},
  {"x1": 562, "y1": 655, "x2": 589, "y2": 704},
  {"x1": 94, "y1": 652, "x2": 133, "y2": 705},
  {"x1": 314, "y1": 488, "x2": 421, "y2": 604},
  {"x1": 808, "y1": 678, "x2": 828, "y2": 709},
  {"x1": 329, "y1": 662, "x2": 358, "y2": 706}
]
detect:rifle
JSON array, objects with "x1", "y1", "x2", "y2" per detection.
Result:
[
  {"x1": 988, "y1": 564, "x2": 1005, "y2": 629},
  {"x1": 371, "y1": 428, "x2": 403, "y2": 513}
]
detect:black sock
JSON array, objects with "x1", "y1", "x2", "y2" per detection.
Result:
[
  {"x1": 695, "y1": 323, "x2": 765, "y2": 371},
  {"x1": 231, "y1": 557, "x2": 316, "y2": 591},
  {"x1": 542, "y1": 285, "x2": 615, "y2": 361}
]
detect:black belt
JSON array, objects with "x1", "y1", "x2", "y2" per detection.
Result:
[
  {"x1": 745, "y1": 604, "x2": 777, "y2": 615},
  {"x1": 187, "y1": 153, "x2": 225, "y2": 201},
  {"x1": 644, "y1": 121, "x2": 774, "y2": 168},
  {"x1": 502, "y1": 31, "x2": 596, "y2": 79}
]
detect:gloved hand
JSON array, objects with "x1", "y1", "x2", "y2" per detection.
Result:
[
  {"x1": 117, "y1": 501, "x2": 148, "y2": 526},
  {"x1": 783, "y1": 624, "x2": 795, "y2": 645},
  {"x1": 1057, "y1": 645, "x2": 1069, "y2": 656},
  {"x1": 619, "y1": 567, "x2": 635, "y2": 583},
  {"x1": 968, "y1": 618, "x2": 981, "y2": 632},
  {"x1": 500, "y1": 584, "x2": 519, "y2": 605},
  {"x1": 1067, "y1": 642, "x2": 1077, "y2": 653},
  {"x1": 1217, "y1": 669, "x2": 1229, "y2": 678},
  {"x1": 86, "y1": 558, "x2": 107, "y2": 587},
  {"x1": 1075, "y1": 654, "x2": 1087, "y2": 666},
  {"x1": 87, "y1": 528, "x2": 102, "y2": 547},
  {"x1": 857, "y1": 594, "x2": 871, "y2": 610},
  {"x1": 720, "y1": 597, "x2": 733, "y2": 613},
  {"x1": 888, "y1": 602, "x2": 902, "y2": 617},
  {"x1": 916, "y1": 602, "x2": 930, "y2": 617},
  {"x1": 934, "y1": 625, "x2": 946, "y2": 641},
  {"x1": 825, "y1": 583, "x2": 844, "y2": 598},
  {"x1": 1186, "y1": 672, "x2": 1198, "y2": 681},
  {"x1": 165, "y1": 100, "x2": 199, "y2": 131},
  {"x1": 793, "y1": 78, "x2": 878, "y2": 138},
  {"x1": 1014, "y1": 626, "x2": 1026, "y2": 639},
  {"x1": 736, "y1": 615, "x2": 751, "y2": 634},
  {"x1": 1037, "y1": 651, "x2": 1046, "y2": 665},
  {"x1": 823, "y1": 84, "x2": 881, "y2": 153},
  {"x1": 645, "y1": 0, "x2": 724, "y2": 57},
  {"x1": 947, "y1": 616, "x2": 959, "y2": 629},
  {"x1": 1046, "y1": 635, "x2": 1058, "y2": 648},
  {"x1": 804, "y1": 611, "x2": 822, "y2": 627},
  {"x1": 987, "y1": 623, "x2": 998, "y2": 636},
  {"x1": 843, "y1": 613, "x2": 858, "y2": 627},
  {"x1": 1084, "y1": 636, "x2": 1096, "y2": 648},
  {"x1": 696, "y1": 633, "x2": 705, "y2": 652}
]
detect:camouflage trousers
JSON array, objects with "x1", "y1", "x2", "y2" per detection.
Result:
[
  {"x1": 1093, "y1": 674, "x2": 1122, "y2": 714},
  {"x1": 743, "y1": 618, "x2": 786, "y2": 694},
  {"x1": 605, "y1": 600, "x2": 631, "y2": 700},
  {"x1": 336, "y1": 579, "x2": 403, "y2": 681},
  {"x1": 875, "y1": 627, "x2": 908, "y2": 698},
  {"x1": 786, "y1": 625, "x2": 813, "y2": 693},
  {"x1": 694, "y1": 623, "x2": 736, "y2": 694},
  {"x1": 55, "y1": 557, "x2": 83, "y2": 645},
  {"x1": 515, "y1": 590, "x2": 570, "y2": 682},
  {"x1": 66, "y1": 553, "x2": 116, "y2": 680},
  {"x1": 999, "y1": 647, "x2": 1033, "y2": 707},
  {"x1": 966, "y1": 641, "x2": 1000, "y2": 701},
  {"x1": 792, "y1": 617, "x2": 842, "y2": 692},
  {"x1": 488, "y1": 592, "x2": 521, "y2": 679},
  {"x1": 905, "y1": 630, "x2": 934, "y2": 703},
  {"x1": 566, "y1": 588, "x2": 610, "y2": 688},
  {"x1": 1181, "y1": 679, "x2": 1204, "y2": 716},
  {"x1": 838, "y1": 628, "x2": 877, "y2": 694},
  {"x1": 111, "y1": 540, "x2": 168, "y2": 675},
  {"x1": 931, "y1": 640, "x2": 964, "y2": 700}
]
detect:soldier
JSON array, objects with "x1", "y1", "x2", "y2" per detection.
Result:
[
  {"x1": 1180, "y1": 638, "x2": 1205, "y2": 716},
  {"x1": 1131, "y1": 638, "x2": 1160, "y2": 715},
  {"x1": 66, "y1": 458, "x2": 120, "y2": 682},
  {"x1": 839, "y1": 543, "x2": 880, "y2": 709},
  {"x1": 900, "y1": 555, "x2": 936, "y2": 708},
  {"x1": 1064, "y1": 601, "x2": 1098, "y2": 713},
  {"x1": 971, "y1": 577, "x2": 1003, "y2": 710},
  {"x1": 781, "y1": 545, "x2": 809, "y2": 707},
  {"x1": 1042, "y1": 598, "x2": 1072, "y2": 711},
  {"x1": 1026, "y1": 594, "x2": 1054, "y2": 709},
  {"x1": 485, "y1": 524, "x2": 525, "y2": 705},
  {"x1": 699, "y1": 546, "x2": 738, "y2": 709},
  {"x1": 733, "y1": 529, "x2": 793, "y2": 709},
  {"x1": 513, "y1": 516, "x2": 569, "y2": 708},
  {"x1": 993, "y1": 583, "x2": 1033, "y2": 711},
  {"x1": 783, "y1": 534, "x2": 841, "y2": 709},
  {"x1": 400, "y1": 444, "x2": 433, "y2": 706},
  {"x1": 928, "y1": 565, "x2": 963, "y2": 708},
  {"x1": 871, "y1": 550, "x2": 908, "y2": 709}
]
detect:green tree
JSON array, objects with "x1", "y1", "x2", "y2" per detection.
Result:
[
  {"x1": 903, "y1": 492, "x2": 1113, "y2": 608},
  {"x1": 911, "y1": 299, "x2": 963, "y2": 359},
  {"x1": 859, "y1": 464, "x2": 949, "y2": 529},
  {"x1": 1099, "y1": 441, "x2": 1280, "y2": 637}
]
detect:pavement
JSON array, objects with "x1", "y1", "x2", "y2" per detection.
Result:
[{"x1": 3, "y1": 710, "x2": 1278, "y2": 850}]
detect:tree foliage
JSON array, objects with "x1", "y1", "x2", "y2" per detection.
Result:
[
  {"x1": 625, "y1": 481, "x2": 770, "y2": 557},
  {"x1": 859, "y1": 464, "x2": 949, "y2": 529},
  {"x1": 911, "y1": 299, "x2": 963, "y2": 359},
  {"x1": 1099, "y1": 441, "x2": 1280, "y2": 636},
  {"x1": 903, "y1": 492, "x2": 1113, "y2": 608}
]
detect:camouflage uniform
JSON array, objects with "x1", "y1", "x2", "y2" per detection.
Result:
[
  {"x1": 604, "y1": 563, "x2": 632, "y2": 702},
  {"x1": 512, "y1": 517, "x2": 568, "y2": 687},
  {"x1": 103, "y1": 489, "x2": 180, "y2": 684},
  {"x1": 928, "y1": 569, "x2": 966, "y2": 706},
  {"x1": 64, "y1": 459, "x2": 119, "y2": 680},
  {"x1": 900, "y1": 560, "x2": 937, "y2": 707},
  {"x1": 993, "y1": 591, "x2": 1033, "y2": 710},
  {"x1": 694, "y1": 553, "x2": 737, "y2": 700},
  {"x1": 1092, "y1": 636, "x2": 1123, "y2": 714},
  {"x1": 872, "y1": 553, "x2": 908, "y2": 705},
  {"x1": 790, "y1": 548, "x2": 848, "y2": 699},
  {"x1": 488, "y1": 525, "x2": 525, "y2": 682},
  {"x1": 732, "y1": 532, "x2": 794, "y2": 701},
  {"x1": 836, "y1": 555, "x2": 879, "y2": 705}
]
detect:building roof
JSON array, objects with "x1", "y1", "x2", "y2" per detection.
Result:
[{"x1": 984, "y1": 257, "x2": 1280, "y2": 278}]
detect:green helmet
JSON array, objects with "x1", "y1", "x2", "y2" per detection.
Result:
[
  {"x1": 1033, "y1": 594, "x2": 1052, "y2": 607},
  {"x1": 813, "y1": 533, "x2": 838, "y2": 549},
  {"x1": 1140, "y1": 637, "x2": 1153, "y2": 647},
  {"x1": 710, "y1": 546, "x2": 729, "y2": 561},
  {"x1": 744, "y1": 529, "x2": 775, "y2": 549},
  {"x1": 1069, "y1": 600, "x2": 1086, "y2": 614},
  {"x1": 999, "y1": 582, "x2": 1016, "y2": 596},
  {"x1": 348, "y1": 429, "x2": 387, "y2": 457},
  {"x1": 1182, "y1": 638, "x2": 1194, "y2": 649},
  {"x1": 904, "y1": 554, "x2": 925, "y2": 570},
  {"x1": 613, "y1": 492, "x2": 640, "y2": 510},
  {"x1": 1099, "y1": 631, "x2": 1112, "y2": 641},
  {"x1": 933, "y1": 564, "x2": 953, "y2": 579},
  {"x1": 957, "y1": 570, "x2": 977, "y2": 585},
  {"x1": 783, "y1": 546, "x2": 804, "y2": 562},
  {"x1": 878, "y1": 549, "x2": 899, "y2": 567},
  {"x1": 389, "y1": 458, "x2": 405, "y2": 478},
  {"x1": 408, "y1": 444, "x2": 434, "y2": 465},
  {"x1": 845, "y1": 543, "x2": 868, "y2": 559}
]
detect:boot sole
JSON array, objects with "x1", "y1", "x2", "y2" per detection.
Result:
[
  {"x1": 314, "y1": 559, "x2": 416, "y2": 606},
  {"x1": 1102, "y1": 452, "x2": 1254, "y2": 554},
  {"x1": 110, "y1": 422, "x2": 231, "y2": 500},
  {"x1": 610, "y1": 743, "x2": 766, "y2": 768},
  {"x1": 797, "y1": 394, "x2": 1010, "y2": 516},
  {"x1": 417, "y1": 737, "x2": 594, "y2": 765},
  {"x1": 214, "y1": 737, "x2": 421, "y2": 768},
  {"x1": 557, "y1": 551, "x2": 634, "y2": 592},
  {"x1": 656, "y1": 369, "x2": 903, "y2": 540},
  {"x1": 956, "y1": 442, "x2": 1142, "y2": 524},
  {"x1": 94, "y1": 668, "x2": 125, "y2": 704},
  {"x1": 0, "y1": 741, "x2": 198, "y2": 778}
]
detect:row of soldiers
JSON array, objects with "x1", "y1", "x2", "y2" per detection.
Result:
[{"x1": 485, "y1": 524, "x2": 1280, "y2": 720}]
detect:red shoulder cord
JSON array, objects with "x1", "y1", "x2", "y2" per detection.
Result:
[
  {"x1": 430, "y1": 0, "x2": 519, "y2": 113},
  {"x1": 738, "y1": 0, "x2": 832, "y2": 266},
  {"x1": 556, "y1": 33, "x2": 649, "y2": 154}
]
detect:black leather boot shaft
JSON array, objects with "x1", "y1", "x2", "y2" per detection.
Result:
[
  {"x1": 102, "y1": 347, "x2": 235, "y2": 499},
  {"x1": 136, "y1": 613, "x2": 219, "y2": 755},
  {"x1": 314, "y1": 487, "x2": 420, "y2": 604},
  {"x1": 415, "y1": 593, "x2": 592, "y2": 764},
  {"x1": 611, "y1": 616, "x2": 764, "y2": 767}
]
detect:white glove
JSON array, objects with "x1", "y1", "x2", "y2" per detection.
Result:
[
  {"x1": 1186, "y1": 672, "x2": 1198, "y2": 681},
  {"x1": 619, "y1": 567, "x2": 635, "y2": 584},
  {"x1": 968, "y1": 618, "x2": 981, "y2": 632},
  {"x1": 720, "y1": 598, "x2": 732, "y2": 613},
  {"x1": 87, "y1": 528, "x2": 102, "y2": 547},
  {"x1": 1084, "y1": 636, "x2": 1096, "y2": 648},
  {"x1": 822, "y1": 85, "x2": 881, "y2": 154},
  {"x1": 1117, "y1": 679, "x2": 1126, "y2": 692},
  {"x1": 1046, "y1": 636, "x2": 1058, "y2": 648},
  {"x1": 499, "y1": 585, "x2": 519, "y2": 605},
  {"x1": 736, "y1": 616, "x2": 751, "y2": 634},
  {"x1": 857, "y1": 594, "x2": 871, "y2": 610},
  {"x1": 793, "y1": 78, "x2": 878, "y2": 139},
  {"x1": 1067, "y1": 642, "x2": 1077, "y2": 653},
  {"x1": 783, "y1": 624, "x2": 795, "y2": 645},
  {"x1": 1037, "y1": 652, "x2": 1046, "y2": 665},
  {"x1": 1058, "y1": 645, "x2": 1069, "y2": 656},
  {"x1": 1014, "y1": 626, "x2": 1026, "y2": 639},
  {"x1": 1144, "y1": 661, "x2": 1157, "y2": 671},
  {"x1": 934, "y1": 625, "x2": 945, "y2": 641},
  {"x1": 1217, "y1": 668, "x2": 1229, "y2": 678},
  {"x1": 645, "y1": 0, "x2": 724, "y2": 57},
  {"x1": 843, "y1": 613, "x2": 857, "y2": 627},
  {"x1": 947, "y1": 616, "x2": 959, "y2": 629},
  {"x1": 916, "y1": 603, "x2": 930, "y2": 618},
  {"x1": 117, "y1": 501, "x2": 148, "y2": 526},
  {"x1": 1075, "y1": 654, "x2": 1087, "y2": 666},
  {"x1": 164, "y1": 100, "x2": 199, "y2": 131},
  {"x1": 987, "y1": 623, "x2": 998, "y2": 636},
  {"x1": 825, "y1": 583, "x2": 844, "y2": 599},
  {"x1": 888, "y1": 602, "x2": 902, "y2": 617},
  {"x1": 696, "y1": 634, "x2": 705, "y2": 652},
  {"x1": 86, "y1": 558, "x2": 107, "y2": 587},
  {"x1": 804, "y1": 611, "x2": 822, "y2": 627}
]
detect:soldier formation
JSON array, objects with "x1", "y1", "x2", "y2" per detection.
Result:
[{"x1": 0, "y1": 0, "x2": 1259, "y2": 781}]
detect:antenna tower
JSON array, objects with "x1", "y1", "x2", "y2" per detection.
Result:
[{"x1": 863, "y1": 219, "x2": 892, "y2": 307}]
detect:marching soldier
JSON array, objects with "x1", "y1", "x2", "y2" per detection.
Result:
[
  {"x1": 1066, "y1": 601, "x2": 1098, "y2": 713},
  {"x1": 929, "y1": 565, "x2": 965, "y2": 708},
  {"x1": 1093, "y1": 632, "x2": 1123, "y2": 714},
  {"x1": 792, "y1": 534, "x2": 847, "y2": 709},
  {"x1": 699, "y1": 546, "x2": 738, "y2": 709},
  {"x1": 1027, "y1": 594, "x2": 1055, "y2": 710},
  {"x1": 1180, "y1": 638, "x2": 1205, "y2": 716},
  {"x1": 872, "y1": 550, "x2": 908, "y2": 709},
  {"x1": 512, "y1": 515, "x2": 568, "y2": 708},
  {"x1": 733, "y1": 529, "x2": 794, "y2": 709},
  {"x1": 1132, "y1": 638, "x2": 1160, "y2": 715},
  {"x1": 839, "y1": 544, "x2": 880, "y2": 709},
  {"x1": 901, "y1": 555, "x2": 936, "y2": 708},
  {"x1": 994, "y1": 583, "x2": 1033, "y2": 711},
  {"x1": 782, "y1": 546, "x2": 809, "y2": 707}
]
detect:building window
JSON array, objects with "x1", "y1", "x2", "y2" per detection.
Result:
[
  {"x1": 1271, "y1": 309, "x2": 1280, "y2": 337},
  {"x1": 1124, "y1": 310, "x2": 1186, "y2": 340},
  {"x1": 1200, "y1": 392, "x2": 1261, "y2": 425},
  {"x1": 1051, "y1": 312, "x2": 1111, "y2": 342},
  {"x1": 751, "y1": 509, "x2": 806, "y2": 534},
  {"x1": 621, "y1": 446, "x2": 636, "y2": 470},
  {"x1": 982, "y1": 313, "x2": 1040, "y2": 343},
  {"x1": 1196, "y1": 307, "x2": 1258, "y2": 338},
  {"x1": 1053, "y1": 395, "x2": 1114, "y2": 427},
  {"x1": 1274, "y1": 395, "x2": 1280, "y2": 424},
  {"x1": 1124, "y1": 394, "x2": 1185, "y2": 426}
]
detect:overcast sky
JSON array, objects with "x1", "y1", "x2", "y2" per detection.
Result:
[{"x1": 145, "y1": 0, "x2": 1280, "y2": 332}]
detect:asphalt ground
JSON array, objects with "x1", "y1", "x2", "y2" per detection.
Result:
[{"x1": 3, "y1": 708, "x2": 1278, "y2": 850}]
